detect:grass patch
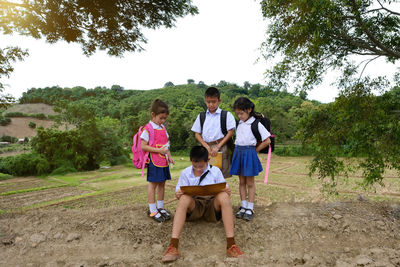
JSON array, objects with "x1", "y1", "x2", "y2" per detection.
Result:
[{"x1": 0, "y1": 184, "x2": 68, "y2": 196}]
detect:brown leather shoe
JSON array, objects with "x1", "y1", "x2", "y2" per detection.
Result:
[
  {"x1": 162, "y1": 245, "x2": 180, "y2": 263},
  {"x1": 226, "y1": 244, "x2": 247, "y2": 259}
]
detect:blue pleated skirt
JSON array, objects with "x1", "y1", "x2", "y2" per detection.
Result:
[
  {"x1": 230, "y1": 145, "x2": 263, "y2": 177},
  {"x1": 147, "y1": 158, "x2": 171, "y2": 183}
]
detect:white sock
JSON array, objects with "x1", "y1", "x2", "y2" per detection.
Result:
[
  {"x1": 246, "y1": 202, "x2": 254, "y2": 214},
  {"x1": 241, "y1": 200, "x2": 247, "y2": 209},
  {"x1": 149, "y1": 203, "x2": 157, "y2": 213},
  {"x1": 157, "y1": 200, "x2": 164, "y2": 209},
  {"x1": 149, "y1": 203, "x2": 162, "y2": 218}
]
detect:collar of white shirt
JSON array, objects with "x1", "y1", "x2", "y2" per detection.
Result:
[
  {"x1": 149, "y1": 120, "x2": 163, "y2": 129},
  {"x1": 206, "y1": 107, "x2": 222, "y2": 115},
  {"x1": 239, "y1": 116, "x2": 255, "y2": 125},
  {"x1": 190, "y1": 163, "x2": 212, "y2": 177}
]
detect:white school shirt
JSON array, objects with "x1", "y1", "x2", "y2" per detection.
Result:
[
  {"x1": 191, "y1": 108, "x2": 236, "y2": 142},
  {"x1": 235, "y1": 116, "x2": 271, "y2": 146},
  {"x1": 140, "y1": 121, "x2": 170, "y2": 147},
  {"x1": 175, "y1": 164, "x2": 227, "y2": 192}
]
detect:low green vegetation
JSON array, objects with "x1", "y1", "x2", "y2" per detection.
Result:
[
  {"x1": 4, "y1": 111, "x2": 48, "y2": 119},
  {"x1": 0, "y1": 155, "x2": 398, "y2": 214}
]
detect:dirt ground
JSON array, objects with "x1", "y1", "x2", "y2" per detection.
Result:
[{"x1": 1, "y1": 200, "x2": 400, "y2": 266}]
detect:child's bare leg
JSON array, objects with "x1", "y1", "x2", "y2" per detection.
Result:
[
  {"x1": 147, "y1": 182, "x2": 157, "y2": 204},
  {"x1": 238, "y1": 175, "x2": 247, "y2": 201},
  {"x1": 214, "y1": 192, "x2": 234, "y2": 238},
  {"x1": 246, "y1": 176, "x2": 255, "y2": 203},
  {"x1": 156, "y1": 181, "x2": 165, "y2": 201},
  {"x1": 171, "y1": 195, "x2": 195, "y2": 238}
]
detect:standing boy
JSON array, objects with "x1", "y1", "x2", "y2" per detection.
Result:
[
  {"x1": 161, "y1": 146, "x2": 246, "y2": 262},
  {"x1": 191, "y1": 87, "x2": 236, "y2": 178}
]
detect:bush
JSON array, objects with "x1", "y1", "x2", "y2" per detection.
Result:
[
  {"x1": 0, "y1": 173, "x2": 12, "y2": 180},
  {"x1": 273, "y1": 145, "x2": 315, "y2": 157},
  {"x1": 0, "y1": 117, "x2": 11, "y2": 126},
  {"x1": 50, "y1": 165, "x2": 77, "y2": 175},
  {"x1": 0, "y1": 153, "x2": 51, "y2": 176},
  {"x1": 110, "y1": 155, "x2": 129, "y2": 166},
  {"x1": 4, "y1": 112, "x2": 26, "y2": 117},
  {"x1": 29, "y1": 121, "x2": 36, "y2": 128},
  {"x1": 0, "y1": 135, "x2": 18, "y2": 143},
  {"x1": 30, "y1": 113, "x2": 47, "y2": 119}
]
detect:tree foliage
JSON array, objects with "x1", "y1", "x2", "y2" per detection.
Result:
[
  {"x1": 297, "y1": 76, "x2": 400, "y2": 191},
  {"x1": 0, "y1": 0, "x2": 198, "y2": 56},
  {"x1": 261, "y1": 0, "x2": 400, "y2": 91},
  {"x1": 0, "y1": 0, "x2": 198, "y2": 105}
]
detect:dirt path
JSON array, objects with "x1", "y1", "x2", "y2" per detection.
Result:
[{"x1": 1, "y1": 201, "x2": 399, "y2": 266}]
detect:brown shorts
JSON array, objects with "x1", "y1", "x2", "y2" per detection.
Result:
[
  {"x1": 207, "y1": 142, "x2": 232, "y2": 178},
  {"x1": 186, "y1": 196, "x2": 222, "y2": 223}
]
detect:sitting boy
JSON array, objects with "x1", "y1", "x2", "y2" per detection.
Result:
[{"x1": 161, "y1": 146, "x2": 246, "y2": 262}]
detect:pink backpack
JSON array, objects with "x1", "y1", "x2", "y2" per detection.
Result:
[{"x1": 132, "y1": 123, "x2": 154, "y2": 177}]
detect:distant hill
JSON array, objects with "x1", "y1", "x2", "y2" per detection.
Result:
[
  {"x1": 0, "y1": 103, "x2": 65, "y2": 139},
  {"x1": 4, "y1": 103, "x2": 58, "y2": 116}
]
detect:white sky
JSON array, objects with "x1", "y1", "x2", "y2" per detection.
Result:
[{"x1": 0, "y1": 0, "x2": 398, "y2": 103}]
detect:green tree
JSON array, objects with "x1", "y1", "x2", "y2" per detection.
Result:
[
  {"x1": 297, "y1": 76, "x2": 400, "y2": 190},
  {"x1": 261, "y1": 0, "x2": 400, "y2": 92},
  {"x1": 0, "y1": 0, "x2": 198, "y2": 105},
  {"x1": 197, "y1": 81, "x2": 206, "y2": 88},
  {"x1": 164, "y1": 81, "x2": 174, "y2": 87},
  {"x1": 243, "y1": 81, "x2": 251, "y2": 90},
  {"x1": 261, "y1": 0, "x2": 400, "y2": 187},
  {"x1": 0, "y1": 46, "x2": 28, "y2": 106},
  {"x1": 1, "y1": 0, "x2": 198, "y2": 56},
  {"x1": 187, "y1": 79, "x2": 195, "y2": 84}
]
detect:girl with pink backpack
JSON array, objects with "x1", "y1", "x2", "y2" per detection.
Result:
[{"x1": 134, "y1": 99, "x2": 175, "y2": 222}]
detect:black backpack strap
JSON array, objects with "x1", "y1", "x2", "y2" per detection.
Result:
[
  {"x1": 199, "y1": 112, "x2": 206, "y2": 133},
  {"x1": 220, "y1": 110, "x2": 228, "y2": 136},
  {"x1": 198, "y1": 166, "x2": 212, "y2": 185},
  {"x1": 251, "y1": 119, "x2": 262, "y2": 142}
]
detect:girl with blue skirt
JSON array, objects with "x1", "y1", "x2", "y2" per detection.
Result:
[{"x1": 230, "y1": 97, "x2": 271, "y2": 221}]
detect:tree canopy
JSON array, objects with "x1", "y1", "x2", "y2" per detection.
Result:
[
  {"x1": 0, "y1": 0, "x2": 198, "y2": 56},
  {"x1": 0, "y1": 0, "x2": 198, "y2": 102},
  {"x1": 261, "y1": 0, "x2": 400, "y2": 91}
]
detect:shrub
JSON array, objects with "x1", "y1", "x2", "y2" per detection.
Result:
[
  {"x1": 30, "y1": 113, "x2": 47, "y2": 119},
  {"x1": 4, "y1": 112, "x2": 26, "y2": 117},
  {"x1": 0, "y1": 135, "x2": 18, "y2": 143},
  {"x1": 274, "y1": 145, "x2": 315, "y2": 157},
  {"x1": 29, "y1": 122, "x2": 36, "y2": 128},
  {"x1": 50, "y1": 165, "x2": 77, "y2": 175},
  {"x1": 0, "y1": 173, "x2": 12, "y2": 180},
  {"x1": 0, "y1": 117, "x2": 11, "y2": 126},
  {"x1": 0, "y1": 153, "x2": 51, "y2": 176}
]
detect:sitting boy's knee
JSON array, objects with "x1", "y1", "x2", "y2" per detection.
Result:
[
  {"x1": 216, "y1": 192, "x2": 230, "y2": 204},
  {"x1": 178, "y1": 195, "x2": 192, "y2": 206}
]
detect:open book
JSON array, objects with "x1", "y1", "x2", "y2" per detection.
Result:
[{"x1": 180, "y1": 182, "x2": 226, "y2": 196}]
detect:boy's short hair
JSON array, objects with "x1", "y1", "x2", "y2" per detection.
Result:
[
  {"x1": 190, "y1": 146, "x2": 209, "y2": 162},
  {"x1": 205, "y1": 87, "x2": 220, "y2": 99}
]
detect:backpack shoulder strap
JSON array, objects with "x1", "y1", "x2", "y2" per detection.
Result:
[
  {"x1": 144, "y1": 123, "x2": 155, "y2": 146},
  {"x1": 251, "y1": 119, "x2": 262, "y2": 142},
  {"x1": 220, "y1": 110, "x2": 228, "y2": 136},
  {"x1": 198, "y1": 166, "x2": 212, "y2": 186},
  {"x1": 199, "y1": 112, "x2": 206, "y2": 133}
]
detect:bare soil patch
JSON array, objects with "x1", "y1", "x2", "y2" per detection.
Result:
[
  {"x1": 4, "y1": 103, "x2": 58, "y2": 115},
  {"x1": 0, "y1": 117, "x2": 55, "y2": 138},
  {"x1": 0, "y1": 202, "x2": 399, "y2": 266}
]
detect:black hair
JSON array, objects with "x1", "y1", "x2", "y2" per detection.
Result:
[
  {"x1": 205, "y1": 87, "x2": 220, "y2": 98},
  {"x1": 190, "y1": 146, "x2": 209, "y2": 162},
  {"x1": 151, "y1": 99, "x2": 169, "y2": 115},
  {"x1": 233, "y1": 97, "x2": 261, "y2": 119}
]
